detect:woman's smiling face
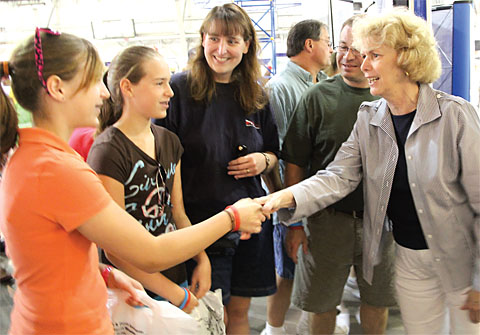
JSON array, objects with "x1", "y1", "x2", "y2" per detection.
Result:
[
  {"x1": 360, "y1": 44, "x2": 406, "y2": 99},
  {"x1": 202, "y1": 21, "x2": 250, "y2": 83}
]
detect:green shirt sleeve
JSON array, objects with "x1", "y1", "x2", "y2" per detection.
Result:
[{"x1": 281, "y1": 88, "x2": 316, "y2": 168}]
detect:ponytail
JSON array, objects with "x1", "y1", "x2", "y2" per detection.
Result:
[
  {"x1": 97, "y1": 46, "x2": 160, "y2": 133},
  {"x1": 97, "y1": 70, "x2": 120, "y2": 133},
  {"x1": 1, "y1": 61, "x2": 19, "y2": 167}
]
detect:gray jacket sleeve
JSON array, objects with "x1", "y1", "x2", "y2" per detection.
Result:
[
  {"x1": 458, "y1": 103, "x2": 480, "y2": 291},
  {"x1": 278, "y1": 117, "x2": 364, "y2": 224}
]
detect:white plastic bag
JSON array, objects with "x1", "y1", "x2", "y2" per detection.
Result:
[
  {"x1": 191, "y1": 289, "x2": 226, "y2": 335},
  {"x1": 107, "y1": 289, "x2": 200, "y2": 335}
]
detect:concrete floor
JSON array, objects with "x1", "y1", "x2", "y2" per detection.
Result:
[
  {"x1": 248, "y1": 296, "x2": 405, "y2": 335},
  {"x1": 1, "y1": 252, "x2": 405, "y2": 334},
  {"x1": 0, "y1": 292, "x2": 406, "y2": 335}
]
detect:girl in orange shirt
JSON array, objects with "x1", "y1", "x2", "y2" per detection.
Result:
[{"x1": 0, "y1": 29, "x2": 264, "y2": 334}]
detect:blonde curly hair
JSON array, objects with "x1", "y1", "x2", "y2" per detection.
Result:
[{"x1": 352, "y1": 9, "x2": 441, "y2": 84}]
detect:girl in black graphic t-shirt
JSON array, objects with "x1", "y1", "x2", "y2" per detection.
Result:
[{"x1": 88, "y1": 46, "x2": 210, "y2": 314}]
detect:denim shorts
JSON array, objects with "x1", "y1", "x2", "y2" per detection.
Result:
[
  {"x1": 197, "y1": 218, "x2": 276, "y2": 305},
  {"x1": 273, "y1": 223, "x2": 295, "y2": 280}
]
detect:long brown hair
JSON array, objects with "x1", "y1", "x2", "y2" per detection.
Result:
[
  {"x1": 98, "y1": 46, "x2": 161, "y2": 132},
  {"x1": 189, "y1": 3, "x2": 267, "y2": 114},
  {"x1": 0, "y1": 31, "x2": 103, "y2": 166}
]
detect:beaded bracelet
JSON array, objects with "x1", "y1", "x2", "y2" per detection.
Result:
[
  {"x1": 178, "y1": 287, "x2": 191, "y2": 310},
  {"x1": 101, "y1": 265, "x2": 113, "y2": 286},
  {"x1": 225, "y1": 205, "x2": 240, "y2": 231}
]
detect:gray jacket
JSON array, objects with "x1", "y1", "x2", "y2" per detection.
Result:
[{"x1": 279, "y1": 84, "x2": 480, "y2": 291}]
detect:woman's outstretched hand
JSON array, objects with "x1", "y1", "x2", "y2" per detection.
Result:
[{"x1": 255, "y1": 189, "x2": 296, "y2": 216}]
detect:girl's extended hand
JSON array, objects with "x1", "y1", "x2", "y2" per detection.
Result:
[{"x1": 231, "y1": 198, "x2": 266, "y2": 234}]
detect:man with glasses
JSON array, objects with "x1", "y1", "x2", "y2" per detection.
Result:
[
  {"x1": 262, "y1": 19, "x2": 331, "y2": 335},
  {"x1": 281, "y1": 16, "x2": 396, "y2": 334}
]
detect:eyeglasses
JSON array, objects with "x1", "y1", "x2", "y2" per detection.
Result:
[
  {"x1": 319, "y1": 38, "x2": 333, "y2": 48},
  {"x1": 141, "y1": 164, "x2": 172, "y2": 219},
  {"x1": 334, "y1": 45, "x2": 361, "y2": 57},
  {"x1": 34, "y1": 27, "x2": 61, "y2": 95}
]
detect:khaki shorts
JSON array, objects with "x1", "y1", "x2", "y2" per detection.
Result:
[{"x1": 292, "y1": 208, "x2": 396, "y2": 314}]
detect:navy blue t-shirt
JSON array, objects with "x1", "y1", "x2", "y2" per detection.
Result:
[
  {"x1": 155, "y1": 72, "x2": 279, "y2": 250},
  {"x1": 388, "y1": 110, "x2": 428, "y2": 250}
]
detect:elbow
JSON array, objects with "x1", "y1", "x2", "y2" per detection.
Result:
[
  {"x1": 105, "y1": 251, "x2": 165, "y2": 274},
  {"x1": 136, "y1": 258, "x2": 170, "y2": 273},
  {"x1": 136, "y1": 240, "x2": 174, "y2": 273}
]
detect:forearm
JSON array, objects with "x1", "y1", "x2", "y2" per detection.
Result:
[
  {"x1": 148, "y1": 211, "x2": 231, "y2": 271},
  {"x1": 172, "y1": 208, "x2": 192, "y2": 229},
  {"x1": 106, "y1": 252, "x2": 184, "y2": 305},
  {"x1": 262, "y1": 159, "x2": 283, "y2": 193},
  {"x1": 193, "y1": 250, "x2": 209, "y2": 264},
  {"x1": 285, "y1": 162, "x2": 305, "y2": 187},
  {"x1": 80, "y1": 202, "x2": 233, "y2": 274},
  {"x1": 262, "y1": 152, "x2": 278, "y2": 175},
  {"x1": 172, "y1": 205, "x2": 210, "y2": 263}
]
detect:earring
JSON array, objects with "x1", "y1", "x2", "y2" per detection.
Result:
[{"x1": 405, "y1": 71, "x2": 409, "y2": 77}]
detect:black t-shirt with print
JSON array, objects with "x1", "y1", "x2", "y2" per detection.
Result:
[{"x1": 88, "y1": 124, "x2": 187, "y2": 287}]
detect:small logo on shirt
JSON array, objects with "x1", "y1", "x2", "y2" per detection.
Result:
[{"x1": 245, "y1": 119, "x2": 260, "y2": 129}]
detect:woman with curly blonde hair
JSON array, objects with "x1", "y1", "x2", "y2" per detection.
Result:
[{"x1": 259, "y1": 9, "x2": 480, "y2": 334}]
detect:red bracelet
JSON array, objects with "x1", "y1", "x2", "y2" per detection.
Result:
[
  {"x1": 225, "y1": 205, "x2": 241, "y2": 231},
  {"x1": 101, "y1": 265, "x2": 113, "y2": 286},
  {"x1": 182, "y1": 288, "x2": 192, "y2": 311},
  {"x1": 224, "y1": 209, "x2": 235, "y2": 231},
  {"x1": 288, "y1": 225, "x2": 304, "y2": 230}
]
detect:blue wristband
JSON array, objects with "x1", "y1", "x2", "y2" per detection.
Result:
[
  {"x1": 178, "y1": 288, "x2": 189, "y2": 310},
  {"x1": 289, "y1": 222, "x2": 303, "y2": 227}
]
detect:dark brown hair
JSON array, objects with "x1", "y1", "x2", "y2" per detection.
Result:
[
  {"x1": 189, "y1": 3, "x2": 267, "y2": 114},
  {"x1": 286, "y1": 20, "x2": 326, "y2": 57}
]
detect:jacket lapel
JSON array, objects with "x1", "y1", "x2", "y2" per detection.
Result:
[
  {"x1": 408, "y1": 84, "x2": 442, "y2": 137},
  {"x1": 370, "y1": 99, "x2": 397, "y2": 143}
]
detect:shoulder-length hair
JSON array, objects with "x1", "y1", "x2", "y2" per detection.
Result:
[
  {"x1": 189, "y1": 3, "x2": 267, "y2": 114},
  {"x1": 352, "y1": 9, "x2": 441, "y2": 84}
]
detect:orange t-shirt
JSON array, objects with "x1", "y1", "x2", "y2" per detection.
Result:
[{"x1": 0, "y1": 128, "x2": 113, "y2": 334}]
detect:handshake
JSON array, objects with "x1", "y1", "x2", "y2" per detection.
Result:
[{"x1": 228, "y1": 189, "x2": 295, "y2": 238}]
